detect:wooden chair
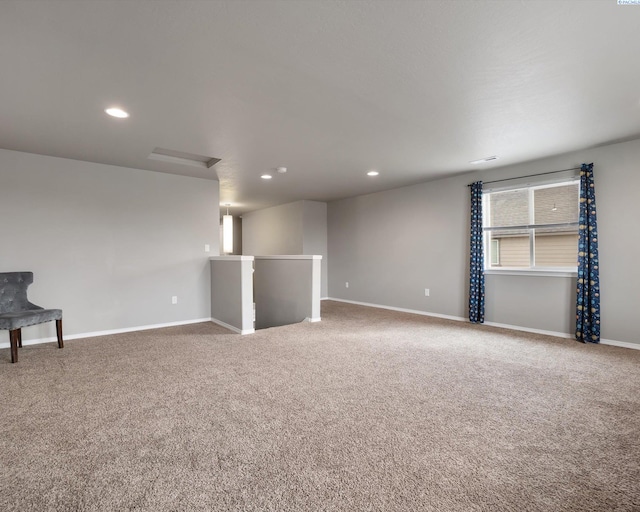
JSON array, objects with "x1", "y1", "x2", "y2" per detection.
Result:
[{"x1": 0, "y1": 272, "x2": 63, "y2": 363}]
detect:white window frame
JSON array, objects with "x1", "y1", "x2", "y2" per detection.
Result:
[{"x1": 483, "y1": 178, "x2": 579, "y2": 276}]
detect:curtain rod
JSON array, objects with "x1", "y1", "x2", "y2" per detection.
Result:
[{"x1": 467, "y1": 167, "x2": 581, "y2": 187}]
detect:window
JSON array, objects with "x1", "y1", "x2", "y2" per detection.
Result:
[
  {"x1": 483, "y1": 179, "x2": 579, "y2": 271},
  {"x1": 490, "y1": 239, "x2": 500, "y2": 266}
]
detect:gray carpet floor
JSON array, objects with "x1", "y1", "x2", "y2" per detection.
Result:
[{"x1": 1, "y1": 300, "x2": 639, "y2": 511}]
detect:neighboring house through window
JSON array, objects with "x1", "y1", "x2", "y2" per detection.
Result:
[{"x1": 483, "y1": 179, "x2": 580, "y2": 271}]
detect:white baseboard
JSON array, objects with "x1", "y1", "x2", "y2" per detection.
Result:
[
  {"x1": 5, "y1": 305, "x2": 637, "y2": 351},
  {"x1": 481, "y1": 323, "x2": 639, "y2": 350},
  {"x1": 600, "y1": 338, "x2": 640, "y2": 350},
  {"x1": 325, "y1": 297, "x2": 639, "y2": 351},
  {"x1": 0, "y1": 337, "x2": 55, "y2": 349},
  {"x1": 326, "y1": 297, "x2": 466, "y2": 322},
  {"x1": 210, "y1": 317, "x2": 254, "y2": 335},
  {"x1": 307, "y1": 317, "x2": 322, "y2": 323},
  {"x1": 483, "y1": 321, "x2": 573, "y2": 340},
  {"x1": 0, "y1": 317, "x2": 212, "y2": 349}
]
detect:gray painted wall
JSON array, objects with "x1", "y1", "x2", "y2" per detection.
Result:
[
  {"x1": 0, "y1": 149, "x2": 219, "y2": 342},
  {"x1": 302, "y1": 201, "x2": 328, "y2": 298},
  {"x1": 328, "y1": 138, "x2": 640, "y2": 346},
  {"x1": 232, "y1": 216, "x2": 243, "y2": 255},
  {"x1": 242, "y1": 200, "x2": 328, "y2": 297},
  {"x1": 210, "y1": 258, "x2": 254, "y2": 333},
  {"x1": 254, "y1": 258, "x2": 320, "y2": 329},
  {"x1": 484, "y1": 274, "x2": 577, "y2": 334},
  {"x1": 242, "y1": 201, "x2": 304, "y2": 255},
  {"x1": 328, "y1": 174, "x2": 469, "y2": 318}
]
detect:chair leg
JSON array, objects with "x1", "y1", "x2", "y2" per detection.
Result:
[
  {"x1": 9, "y1": 330, "x2": 19, "y2": 363},
  {"x1": 56, "y1": 319, "x2": 64, "y2": 349},
  {"x1": 17, "y1": 329, "x2": 22, "y2": 348}
]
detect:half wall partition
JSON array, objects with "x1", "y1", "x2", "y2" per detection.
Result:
[{"x1": 210, "y1": 255, "x2": 322, "y2": 334}]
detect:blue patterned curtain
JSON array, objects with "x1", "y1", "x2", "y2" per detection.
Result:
[
  {"x1": 576, "y1": 163, "x2": 600, "y2": 343},
  {"x1": 469, "y1": 181, "x2": 485, "y2": 323}
]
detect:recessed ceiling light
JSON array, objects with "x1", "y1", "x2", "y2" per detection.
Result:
[
  {"x1": 469, "y1": 156, "x2": 499, "y2": 165},
  {"x1": 261, "y1": 174, "x2": 272, "y2": 180},
  {"x1": 105, "y1": 107, "x2": 129, "y2": 118},
  {"x1": 277, "y1": 167, "x2": 287, "y2": 174},
  {"x1": 367, "y1": 170, "x2": 379, "y2": 176}
]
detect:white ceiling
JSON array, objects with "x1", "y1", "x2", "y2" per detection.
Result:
[{"x1": 2, "y1": 0, "x2": 639, "y2": 214}]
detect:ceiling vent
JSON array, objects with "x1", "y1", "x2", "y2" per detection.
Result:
[
  {"x1": 469, "y1": 155, "x2": 499, "y2": 165},
  {"x1": 148, "y1": 147, "x2": 220, "y2": 168}
]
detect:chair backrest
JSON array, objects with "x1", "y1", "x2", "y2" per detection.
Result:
[{"x1": 0, "y1": 272, "x2": 34, "y2": 314}]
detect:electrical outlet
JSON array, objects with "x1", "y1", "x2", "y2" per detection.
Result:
[
  {"x1": 204, "y1": 244, "x2": 210, "y2": 252},
  {"x1": 424, "y1": 288, "x2": 430, "y2": 297},
  {"x1": 171, "y1": 296, "x2": 178, "y2": 304},
  {"x1": 345, "y1": 282, "x2": 349, "y2": 288}
]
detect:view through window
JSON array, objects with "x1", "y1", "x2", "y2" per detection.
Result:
[{"x1": 483, "y1": 180, "x2": 580, "y2": 270}]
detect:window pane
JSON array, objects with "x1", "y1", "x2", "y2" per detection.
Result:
[
  {"x1": 491, "y1": 239, "x2": 500, "y2": 266},
  {"x1": 533, "y1": 183, "x2": 579, "y2": 225},
  {"x1": 488, "y1": 231, "x2": 530, "y2": 268},
  {"x1": 488, "y1": 189, "x2": 529, "y2": 227},
  {"x1": 483, "y1": 179, "x2": 579, "y2": 271},
  {"x1": 534, "y1": 228, "x2": 578, "y2": 267}
]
